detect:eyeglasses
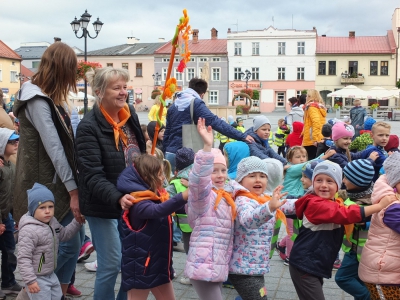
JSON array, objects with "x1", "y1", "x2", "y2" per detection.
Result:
[{"x1": 7, "y1": 140, "x2": 19, "y2": 145}]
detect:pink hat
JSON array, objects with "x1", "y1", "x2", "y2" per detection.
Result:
[
  {"x1": 211, "y1": 148, "x2": 226, "y2": 167},
  {"x1": 332, "y1": 122, "x2": 354, "y2": 141}
]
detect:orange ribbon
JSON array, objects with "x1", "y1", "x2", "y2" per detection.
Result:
[
  {"x1": 212, "y1": 188, "x2": 236, "y2": 220},
  {"x1": 130, "y1": 189, "x2": 170, "y2": 205},
  {"x1": 336, "y1": 197, "x2": 354, "y2": 242},
  {"x1": 100, "y1": 103, "x2": 131, "y2": 150}
]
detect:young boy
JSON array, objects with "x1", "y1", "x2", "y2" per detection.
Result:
[
  {"x1": 384, "y1": 134, "x2": 399, "y2": 153},
  {"x1": 315, "y1": 123, "x2": 333, "y2": 157},
  {"x1": 274, "y1": 118, "x2": 290, "y2": 157},
  {"x1": 236, "y1": 117, "x2": 245, "y2": 133},
  {"x1": 17, "y1": 183, "x2": 81, "y2": 300}
]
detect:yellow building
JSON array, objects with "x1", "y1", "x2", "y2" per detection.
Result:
[
  {"x1": 315, "y1": 31, "x2": 397, "y2": 107},
  {"x1": 0, "y1": 40, "x2": 22, "y2": 102}
]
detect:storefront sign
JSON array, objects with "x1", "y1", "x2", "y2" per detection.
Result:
[
  {"x1": 1, "y1": 88, "x2": 9, "y2": 93},
  {"x1": 230, "y1": 82, "x2": 261, "y2": 89}
]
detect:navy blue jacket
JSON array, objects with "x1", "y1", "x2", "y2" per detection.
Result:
[
  {"x1": 327, "y1": 145, "x2": 374, "y2": 170},
  {"x1": 357, "y1": 145, "x2": 388, "y2": 181},
  {"x1": 163, "y1": 98, "x2": 246, "y2": 153},
  {"x1": 117, "y1": 164, "x2": 186, "y2": 290},
  {"x1": 245, "y1": 127, "x2": 287, "y2": 165}
]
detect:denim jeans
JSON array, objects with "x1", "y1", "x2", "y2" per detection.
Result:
[
  {"x1": 54, "y1": 210, "x2": 81, "y2": 284},
  {"x1": 86, "y1": 216, "x2": 126, "y2": 300},
  {"x1": 172, "y1": 217, "x2": 182, "y2": 243},
  {"x1": 0, "y1": 214, "x2": 16, "y2": 288},
  {"x1": 165, "y1": 152, "x2": 176, "y2": 174}
]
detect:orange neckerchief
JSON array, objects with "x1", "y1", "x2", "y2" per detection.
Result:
[
  {"x1": 100, "y1": 103, "x2": 131, "y2": 150},
  {"x1": 130, "y1": 189, "x2": 169, "y2": 204},
  {"x1": 236, "y1": 190, "x2": 290, "y2": 235},
  {"x1": 336, "y1": 197, "x2": 354, "y2": 242},
  {"x1": 212, "y1": 188, "x2": 236, "y2": 220}
]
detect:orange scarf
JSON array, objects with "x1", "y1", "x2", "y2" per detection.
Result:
[
  {"x1": 336, "y1": 197, "x2": 354, "y2": 242},
  {"x1": 100, "y1": 103, "x2": 131, "y2": 150},
  {"x1": 130, "y1": 189, "x2": 170, "y2": 204},
  {"x1": 236, "y1": 190, "x2": 290, "y2": 235},
  {"x1": 212, "y1": 188, "x2": 236, "y2": 220}
]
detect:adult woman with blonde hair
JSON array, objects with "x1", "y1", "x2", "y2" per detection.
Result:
[
  {"x1": 76, "y1": 67, "x2": 146, "y2": 299},
  {"x1": 301, "y1": 89, "x2": 327, "y2": 159},
  {"x1": 13, "y1": 42, "x2": 83, "y2": 296},
  {"x1": 148, "y1": 95, "x2": 167, "y2": 125}
]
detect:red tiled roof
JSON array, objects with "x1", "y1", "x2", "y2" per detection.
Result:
[
  {"x1": 316, "y1": 32, "x2": 395, "y2": 54},
  {"x1": 155, "y1": 39, "x2": 227, "y2": 55},
  {"x1": 21, "y1": 65, "x2": 34, "y2": 78},
  {"x1": 0, "y1": 40, "x2": 22, "y2": 60}
]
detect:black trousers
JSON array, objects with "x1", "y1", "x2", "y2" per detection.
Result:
[{"x1": 289, "y1": 265, "x2": 325, "y2": 300}]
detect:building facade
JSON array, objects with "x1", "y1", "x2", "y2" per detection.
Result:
[
  {"x1": 0, "y1": 40, "x2": 22, "y2": 101},
  {"x1": 14, "y1": 41, "x2": 50, "y2": 73},
  {"x1": 392, "y1": 8, "x2": 400, "y2": 85},
  {"x1": 227, "y1": 26, "x2": 317, "y2": 112}
]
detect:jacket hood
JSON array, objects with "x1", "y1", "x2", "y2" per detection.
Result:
[
  {"x1": 14, "y1": 81, "x2": 49, "y2": 118},
  {"x1": 263, "y1": 158, "x2": 284, "y2": 195},
  {"x1": 245, "y1": 127, "x2": 263, "y2": 142},
  {"x1": 0, "y1": 128, "x2": 15, "y2": 156},
  {"x1": 224, "y1": 141, "x2": 250, "y2": 180},
  {"x1": 18, "y1": 212, "x2": 54, "y2": 231},
  {"x1": 175, "y1": 164, "x2": 192, "y2": 180},
  {"x1": 292, "y1": 121, "x2": 304, "y2": 134},
  {"x1": 289, "y1": 106, "x2": 304, "y2": 116},
  {"x1": 117, "y1": 164, "x2": 150, "y2": 195},
  {"x1": 174, "y1": 88, "x2": 201, "y2": 111}
]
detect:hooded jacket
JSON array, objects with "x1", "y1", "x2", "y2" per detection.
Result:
[
  {"x1": 286, "y1": 106, "x2": 304, "y2": 127},
  {"x1": 285, "y1": 121, "x2": 304, "y2": 148},
  {"x1": 350, "y1": 106, "x2": 367, "y2": 137},
  {"x1": 302, "y1": 102, "x2": 327, "y2": 147},
  {"x1": 224, "y1": 141, "x2": 250, "y2": 180},
  {"x1": 0, "y1": 128, "x2": 15, "y2": 221}
]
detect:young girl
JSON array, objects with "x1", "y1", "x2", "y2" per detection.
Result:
[
  {"x1": 185, "y1": 118, "x2": 243, "y2": 300},
  {"x1": 146, "y1": 121, "x2": 165, "y2": 153},
  {"x1": 141, "y1": 124, "x2": 149, "y2": 143},
  {"x1": 117, "y1": 154, "x2": 188, "y2": 300},
  {"x1": 289, "y1": 160, "x2": 395, "y2": 300},
  {"x1": 228, "y1": 156, "x2": 294, "y2": 300}
]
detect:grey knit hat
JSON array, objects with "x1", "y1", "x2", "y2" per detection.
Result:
[
  {"x1": 27, "y1": 183, "x2": 55, "y2": 216},
  {"x1": 383, "y1": 151, "x2": 400, "y2": 188},
  {"x1": 312, "y1": 161, "x2": 342, "y2": 190},
  {"x1": 253, "y1": 115, "x2": 271, "y2": 132},
  {"x1": 236, "y1": 156, "x2": 268, "y2": 183}
]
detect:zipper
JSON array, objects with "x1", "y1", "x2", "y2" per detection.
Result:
[
  {"x1": 48, "y1": 224, "x2": 56, "y2": 269},
  {"x1": 167, "y1": 215, "x2": 172, "y2": 279},
  {"x1": 38, "y1": 253, "x2": 45, "y2": 273},
  {"x1": 143, "y1": 252, "x2": 151, "y2": 275}
]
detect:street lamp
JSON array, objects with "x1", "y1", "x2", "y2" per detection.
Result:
[
  {"x1": 152, "y1": 73, "x2": 161, "y2": 88},
  {"x1": 240, "y1": 69, "x2": 252, "y2": 105},
  {"x1": 16, "y1": 73, "x2": 30, "y2": 86},
  {"x1": 70, "y1": 10, "x2": 104, "y2": 115}
]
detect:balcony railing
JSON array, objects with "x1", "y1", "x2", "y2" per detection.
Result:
[{"x1": 340, "y1": 77, "x2": 365, "y2": 84}]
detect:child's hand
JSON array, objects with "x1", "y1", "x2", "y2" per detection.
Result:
[
  {"x1": 378, "y1": 195, "x2": 397, "y2": 210},
  {"x1": 283, "y1": 165, "x2": 291, "y2": 171},
  {"x1": 369, "y1": 151, "x2": 379, "y2": 161},
  {"x1": 180, "y1": 178, "x2": 189, "y2": 187},
  {"x1": 28, "y1": 282, "x2": 40, "y2": 294},
  {"x1": 119, "y1": 194, "x2": 134, "y2": 211},
  {"x1": 268, "y1": 185, "x2": 288, "y2": 212},
  {"x1": 0, "y1": 224, "x2": 5, "y2": 235},
  {"x1": 197, "y1": 118, "x2": 213, "y2": 150}
]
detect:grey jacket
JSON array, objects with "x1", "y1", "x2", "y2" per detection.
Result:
[
  {"x1": 286, "y1": 106, "x2": 304, "y2": 129},
  {"x1": 17, "y1": 213, "x2": 81, "y2": 285}
]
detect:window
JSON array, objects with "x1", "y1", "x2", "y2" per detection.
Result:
[
  {"x1": 162, "y1": 68, "x2": 167, "y2": 81},
  {"x1": 175, "y1": 58, "x2": 180, "y2": 62},
  {"x1": 212, "y1": 57, "x2": 220, "y2": 62},
  {"x1": 10, "y1": 71, "x2": 17, "y2": 82},
  {"x1": 297, "y1": 67, "x2": 305, "y2": 80},
  {"x1": 370, "y1": 61, "x2": 378, "y2": 75},
  {"x1": 32, "y1": 61, "x2": 40, "y2": 69},
  {"x1": 122, "y1": 63, "x2": 129, "y2": 70},
  {"x1": 252, "y1": 67, "x2": 259, "y2": 80},
  {"x1": 297, "y1": 91, "x2": 302, "y2": 98},
  {"x1": 278, "y1": 67, "x2": 285, "y2": 80},
  {"x1": 234, "y1": 67, "x2": 242, "y2": 80},
  {"x1": 348, "y1": 61, "x2": 358, "y2": 76},
  {"x1": 162, "y1": 58, "x2": 170, "y2": 62},
  {"x1": 199, "y1": 67, "x2": 203, "y2": 77},
  {"x1": 381, "y1": 61, "x2": 388, "y2": 75},
  {"x1": 200, "y1": 57, "x2": 208, "y2": 62},
  {"x1": 276, "y1": 92, "x2": 285, "y2": 107},
  {"x1": 136, "y1": 63, "x2": 142, "y2": 77},
  {"x1": 318, "y1": 61, "x2": 326, "y2": 75},
  {"x1": 212, "y1": 68, "x2": 220, "y2": 81},
  {"x1": 209, "y1": 91, "x2": 218, "y2": 105},
  {"x1": 106, "y1": 63, "x2": 113, "y2": 67},
  {"x1": 328, "y1": 61, "x2": 336, "y2": 75},
  {"x1": 175, "y1": 68, "x2": 182, "y2": 81},
  {"x1": 252, "y1": 42, "x2": 259, "y2": 55},
  {"x1": 297, "y1": 42, "x2": 305, "y2": 54},
  {"x1": 278, "y1": 42, "x2": 286, "y2": 55},
  {"x1": 187, "y1": 68, "x2": 195, "y2": 81},
  {"x1": 234, "y1": 42, "x2": 242, "y2": 56},
  {"x1": 190, "y1": 57, "x2": 195, "y2": 62}
]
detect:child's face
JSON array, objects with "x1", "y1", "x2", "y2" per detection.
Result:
[
  {"x1": 343, "y1": 177, "x2": 357, "y2": 190},
  {"x1": 313, "y1": 174, "x2": 337, "y2": 199},
  {"x1": 335, "y1": 137, "x2": 352, "y2": 150},
  {"x1": 157, "y1": 167, "x2": 165, "y2": 185},
  {"x1": 290, "y1": 150, "x2": 307, "y2": 165},
  {"x1": 238, "y1": 121, "x2": 243, "y2": 127},
  {"x1": 371, "y1": 126, "x2": 390, "y2": 147},
  {"x1": 211, "y1": 163, "x2": 227, "y2": 189},
  {"x1": 300, "y1": 173, "x2": 312, "y2": 190},
  {"x1": 34, "y1": 201, "x2": 54, "y2": 223},
  {"x1": 5, "y1": 140, "x2": 18, "y2": 156},
  {"x1": 240, "y1": 172, "x2": 268, "y2": 196},
  {"x1": 255, "y1": 124, "x2": 271, "y2": 140},
  {"x1": 158, "y1": 129, "x2": 165, "y2": 141}
]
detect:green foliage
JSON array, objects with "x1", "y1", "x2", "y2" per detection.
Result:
[
  {"x1": 349, "y1": 72, "x2": 358, "y2": 78},
  {"x1": 301, "y1": 89, "x2": 308, "y2": 95},
  {"x1": 252, "y1": 90, "x2": 260, "y2": 100},
  {"x1": 396, "y1": 79, "x2": 400, "y2": 89},
  {"x1": 349, "y1": 133, "x2": 373, "y2": 151},
  {"x1": 236, "y1": 105, "x2": 243, "y2": 114}
]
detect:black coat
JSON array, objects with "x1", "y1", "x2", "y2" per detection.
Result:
[{"x1": 76, "y1": 104, "x2": 146, "y2": 219}]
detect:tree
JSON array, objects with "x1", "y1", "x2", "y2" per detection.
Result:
[
  {"x1": 396, "y1": 79, "x2": 400, "y2": 89},
  {"x1": 253, "y1": 90, "x2": 260, "y2": 100}
]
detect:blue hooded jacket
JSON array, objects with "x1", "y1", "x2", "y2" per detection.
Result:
[{"x1": 224, "y1": 141, "x2": 250, "y2": 180}]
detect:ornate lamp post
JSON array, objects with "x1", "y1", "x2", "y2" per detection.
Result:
[
  {"x1": 240, "y1": 69, "x2": 252, "y2": 105},
  {"x1": 152, "y1": 73, "x2": 161, "y2": 88},
  {"x1": 70, "y1": 10, "x2": 103, "y2": 114},
  {"x1": 16, "y1": 73, "x2": 29, "y2": 87}
]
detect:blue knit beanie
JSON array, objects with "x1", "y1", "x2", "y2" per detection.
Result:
[
  {"x1": 343, "y1": 159, "x2": 374, "y2": 187},
  {"x1": 175, "y1": 147, "x2": 194, "y2": 172},
  {"x1": 27, "y1": 183, "x2": 55, "y2": 216},
  {"x1": 364, "y1": 117, "x2": 376, "y2": 131},
  {"x1": 302, "y1": 160, "x2": 323, "y2": 180}
]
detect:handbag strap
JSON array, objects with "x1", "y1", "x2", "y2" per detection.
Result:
[{"x1": 190, "y1": 98, "x2": 195, "y2": 124}]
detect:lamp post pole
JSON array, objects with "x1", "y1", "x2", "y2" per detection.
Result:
[
  {"x1": 152, "y1": 72, "x2": 161, "y2": 88},
  {"x1": 70, "y1": 10, "x2": 103, "y2": 115},
  {"x1": 240, "y1": 69, "x2": 252, "y2": 105}
]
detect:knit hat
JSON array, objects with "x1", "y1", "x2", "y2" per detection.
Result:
[
  {"x1": 321, "y1": 123, "x2": 332, "y2": 138},
  {"x1": 175, "y1": 147, "x2": 195, "y2": 171},
  {"x1": 27, "y1": 183, "x2": 55, "y2": 216},
  {"x1": 385, "y1": 135, "x2": 399, "y2": 152},
  {"x1": 364, "y1": 117, "x2": 376, "y2": 131},
  {"x1": 236, "y1": 156, "x2": 268, "y2": 183},
  {"x1": 221, "y1": 117, "x2": 226, "y2": 122},
  {"x1": 312, "y1": 161, "x2": 342, "y2": 190},
  {"x1": 228, "y1": 115, "x2": 234, "y2": 125},
  {"x1": 253, "y1": 115, "x2": 271, "y2": 132},
  {"x1": 328, "y1": 118, "x2": 340, "y2": 126},
  {"x1": 0, "y1": 128, "x2": 18, "y2": 156},
  {"x1": 236, "y1": 117, "x2": 243, "y2": 123},
  {"x1": 302, "y1": 160, "x2": 323, "y2": 180},
  {"x1": 211, "y1": 148, "x2": 226, "y2": 167},
  {"x1": 332, "y1": 122, "x2": 355, "y2": 141},
  {"x1": 343, "y1": 159, "x2": 374, "y2": 188},
  {"x1": 383, "y1": 151, "x2": 400, "y2": 187}
]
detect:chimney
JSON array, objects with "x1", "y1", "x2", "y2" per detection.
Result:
[
  {"x1": 192, "y1": 29, "x2": 199, "y2": 44},
  {"x1": 227, "y1": 28, "x2": 231, "y2": 34},
  {"x1": 127, "y1": 37, "x2": 140, "y2": 44},
  {"x1": 54, "y1": 37, "x2": 61, "y2": 42},
  {"x1": 158, "y1": 38, "x2": 165, "y2": 42},
  {"x1": 211, "y1": 28, "x2": 218, "y2": 39},
  {"x1": 322, "y1": 34, "x2": 326, "y2": 37},
  {"x1": 349, "y1": 31, "x2": 355, "y2": 38}
]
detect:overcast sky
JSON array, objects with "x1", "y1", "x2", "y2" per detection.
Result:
[{"x1": 2, "y1": 0, "x2": 399, "y2": 52}]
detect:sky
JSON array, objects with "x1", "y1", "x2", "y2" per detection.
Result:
[{"x1": 1, "y1": 0, "x2": 399, "y2": 52}]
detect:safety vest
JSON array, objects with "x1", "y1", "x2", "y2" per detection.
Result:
[
  {"x1": 269, "y1": 219, "x2": 282, "y2": 259},
  {"x1": 216, "y1": 132, "x2": 230, "y2": 144},
  {"x1": 274, "y1": 126, "x2": 290, "y2": 147},
  {"x1": 236, "y1": 126, "x2": 245, "y2": 133},
  {"x1": 170, "y1": 179, "x2": 193, "y2": 233},
  {"x1": 341, "y1": 198, "x2": 369, "y2": 261}
]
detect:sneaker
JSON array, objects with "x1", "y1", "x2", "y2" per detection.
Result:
[
  {"x1": 333, "y1": 259, "x2": 342, "y2": 270},
  {"x1": 283, "y1": 258, "x2": 290, "y2": 266},
  {"x1": 66, "y1": 284, "x2": 82, "y2": 297},
  {"x1": 2, "y1": 282, "x2": 23, "y2": 295},
  {"x1": 173, "y1": 242, "x2": 185, "y2": 253},
  {"x1": 85, "y1": 260, "x2": 97, "y2": 272},
  {"x1": 275, "y1": 243, "x2": 287, "y2": 261},
  {"x1": 222, "y1": 279, "x2": 235, "y2": 289},
  {"x1": 78, "y1": 241, "x2": 94, "y2": 262},
  {"x1": 179, "y1": 276, "x2": 191, "y2": 285}
]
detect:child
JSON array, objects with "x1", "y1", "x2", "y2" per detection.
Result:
[
  {"x1": 274, "y1": 118, "x2": 290, "y2": 157},
  {"x1": 216, "y1": 117, "x2": 231, "y2": 152},
  {"x1": 359, "y1": 152, "x2": 400, "y2": 299},
  {"x1": 141, "y1": 124, "x2": 149, "y2": 143},
  {"x1": 236, "y1": 117, "x2": 245, "y2": 133},
  {"x1": 154, "y1": 148, "x2": 172, "y2": 183},
  {"x1": 117, "y1": 154, "x2": 188, "y2": 299},
  {"x1": 228, "y1": 156, "x2": 293, "y2": 300},
  {"x1": 349, "y1": 117, "x2": 376, "y2": 152},
  {"x1": 185, "y1": 118, "x2": 243, "y2": 300},
  {"x1": 224, "y1": 141, "x2": 250, "y2": 180},
  {"x1": 18, "y1": 183, "x2": 81, "y2": 300},
  {"x1": 285, "y1": 121, "x2": 304, "y2": 149},
  {"x1": 245, "y1": 115, "x2": 287, "y2": 165},
  {"x1": 384, "y1": 134, "x2": 399, "y2": 153},
  {"x1": 289, "y1": 161, "x2": 394, "y2": 300},
  {"x1": 316, "y1": 123, "x2": 333, "y2": 157},
  {"x1": 334, "y1": 159, "x2": 375, "y2": 300},
  {"x1": 349, "y1": 99, "x2": 367, "y2": 138},
  {"x1": 146, "y1": 121, "x2": 165, "y2": 153}
]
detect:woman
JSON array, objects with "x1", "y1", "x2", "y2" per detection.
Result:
[
  {"x1": 286, "y1": 97, "x2": 304, "y2": 129},
  {"x1": 301, "y1": 89, "x2": 327, "y2": 159},
  {"x1": 13, "y1": 42, "x2": 83, "y2": 297},
  {"x1": 148, "y1": 95, "x2": 167, "y2": 125},
  {"x1": 76, "y1": 67, "x2": 146, "y2": 300}
]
